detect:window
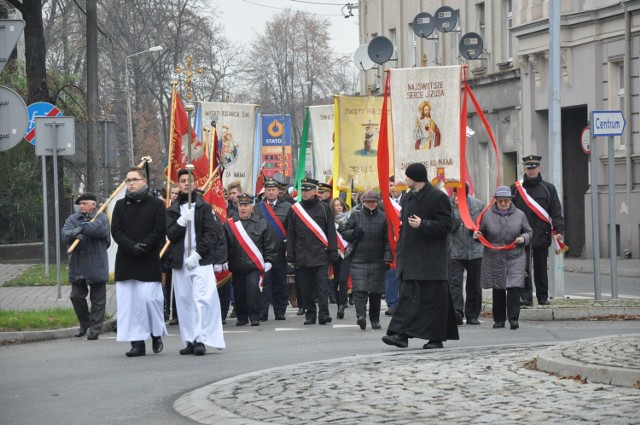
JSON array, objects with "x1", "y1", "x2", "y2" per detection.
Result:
[
  {"x1": 389, "y1": 28, "x2": 397, "y2": 68},
  {"x1": 611, "y1": 62, "x2": 625, "y2": 148},
  {"x1": 503, "y1": 0, "x2": 513, "y2": 61},
  {"x1": 477, "y1": 2, "x2": 485, "y2": 43}
]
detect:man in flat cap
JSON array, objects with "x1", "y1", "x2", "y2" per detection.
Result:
[
  {"x1": 317, "y1": 182, "x2": 333, "y2": 204},
  {"x1": 287, "y1": 177, "x2": 339, "y2": 325},
  {"x1": 510, "y1": 155, "x2": 564, "y2": 306},
  {"x1": 382, "y1": 163, "x2": 459, "y2": 349},
  {"x1": 62, "y1": 193, "x2": 111, "y2": 340},
  {"x1": 254, "y1": 178, "x2": 292, "y2": 321}
]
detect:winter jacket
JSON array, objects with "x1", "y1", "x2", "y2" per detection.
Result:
[
  {"x1": 224, "y1": 213, "x2": 278, "y2": 273},
  {"x1": 449, "y1": 195, "x2": 485, "y2": 260},
  {"x1": 286, "y1": 197, "x2": 338, "y2": 267},
  {"x1": 254, "y1": 198, "x2": 292, "y2": 259},
  {"x1": 479, "y1": 203, "x2": 532, "y2": 290},
  {"x1": 62, "y1": 211, "x2": 110, "y2": 284}
]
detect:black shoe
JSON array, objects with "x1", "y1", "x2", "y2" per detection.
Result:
[
  {"x1": 336, "y1": 305, "x2": 345, "y2": 319},
  {"x1": 125, "y1": 343, "x2": 146, "y2": 357},
  {"x1": 538, "y1": 299, "x2": 550, "y2": 306},
  {"x1": 275, "y1": 315, "x2": 286, "y2": 320},
  {"x1": 168, "y1": 318, "x2": 179, "y2": 325},
  {"x1": 87, "y1": 331, "x2": 99, "y2": 340},
  {"x1": 180, "y1": 342, "x2": 195, "y2": 355},
  {"x1": 75, "y1": 327, "x2": 88, "y2": 338},
  {"x1": 357, "y1": 316, "x2": 366, "y2": 330},
  {"x1": 348, "y1": 294, "x2": 354, "y2": 305},
  {"x1": 229, "y1": 309, "x2": 237, "y2": 318},
  {"x1": 194, "y1": 342, "x2": 206, "y2": 356},
  {"x1": 152, "y1": 336, "x2": 163, "y2": 353},
  {"x1": 455, "y1": 311, "x2": 463, "y2": 326},
  {"x1": 319, "y1": 317, "x2": 332, "y2": 325},
  {"x1": 493, "y1": 321, "x2": 505, "y2": 329},
  {"x1": 509, "y1": 319, "x2": 519, "y2": 330},
  {"x1": 236, "y1": 319, "x2": 248, "y2": 326},
  {"x1": 222, "y1": 320, "x2": 226, "y2": 325},
  {"x1": 371, "y1": 321, "x2": 382, "y2": 330},
  {"x1": 423, "y1": 340, "x2": 443, "y2": 349},
  {"x1": 382, "y1": 333, "x2": 408, "y2": 348},
  {"x1": 304, "y1": 317, "x2": 316, "y2": 325},
  {"x1": 520, "y1": 299, "x2": 533, "y2": 307},
  {"x1": 251, "y1": 320, "x2": 260, "y2": 326},
  {"x1": 296, "y1": 308, "x2": 305, "y2": 316},
  {"x1": 466, "y1": 318, "x2": 481, "y2": 325},
  {"x1": 259, "y1": 315, "x2": 268, "y2": 321},
  {"x1": 384, "y1": 308, "x2": 396, "y2": 316}
]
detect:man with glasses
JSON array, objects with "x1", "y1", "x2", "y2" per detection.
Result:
[
  {"x1": 62, "y1": 192, "x2": 110, "y2": 340},
  {"x1": 511, "y1": 155, "x2": 565, "y2": 306},
  {"x1": 111, "y1": 167, "x2": 167, "y2": 357}
]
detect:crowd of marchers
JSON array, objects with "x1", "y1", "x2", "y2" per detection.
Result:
[{"x1": 61, "y1": 154, "x2": 564, "y2": 355}]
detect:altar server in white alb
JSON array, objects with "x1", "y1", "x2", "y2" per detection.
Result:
[
  {"x1": 166, "y1": 169, "x2": 227, "y2": 356},
  {"x1": 111, "y1": 166, "x2": 168, "y2": 357}
]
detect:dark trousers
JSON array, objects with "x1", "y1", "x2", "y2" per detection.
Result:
[
  {"x1": 492, "y1": 288, "x2": 520, "y2": 322},
  {"x1": 232, "y1": 271, "x2": 261, "y2": 322},
  {"x1": 354, "y1": 291, "x2": 381, "y2": 321},
  {"x1": 385, "y1": 268, "x2": 400, "y2": 310},
  {"x1": 70, "y1": 279, "x2": 106, "y2": 333},
  {"x1": 522, "y1": 247, "x2": 549, "y2": 303},
  {"x1": 261, "y1": 258, "x2": 289, "y2": 317},
  {"x1": 332, "y1": 259, "x2": 350, "y2": 307},
  {"x1": 163, "y1": 272, "x2": 178, "y2": 321},
  {"x1": 448, "y1": 258, "x2": 482, "y2": 320},
  {"x1": 297, "y1": 265, "x2": 330, "y2": 320},
  {"x1": 218, "y1": 279, "x2": 232, "y2": 321}
]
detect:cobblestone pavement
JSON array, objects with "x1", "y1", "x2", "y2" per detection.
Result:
[{"x1": 175, "y1": 341, "x2": 640, "y2": 425}]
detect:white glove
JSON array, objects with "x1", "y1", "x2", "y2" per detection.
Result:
[
  {"x1": 185, "y1": 252, "x2": 202, "y2": 270},
  {"x1": 177, "y1": 208, "x2": 195, "y2": 227},
  {"x1": 214, "y1": 263, "x2": 223, "y2": 273},
  {"x1": 264, "y1": 262, "x2": 272, "y2": 272}
]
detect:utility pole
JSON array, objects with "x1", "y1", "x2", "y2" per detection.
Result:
[{"x1": 86, "y1": 0, "x2": 99, "y2": 193}]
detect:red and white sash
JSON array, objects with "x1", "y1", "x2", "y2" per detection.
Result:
[
  {"x1": 514, "y1": 181, "x2": 568, "y2": 254},
  {"x1": 390, "y1": 197, "x2": 402, "y2": 217},
  {"x1": 228, "y1": 218, "x2": 266, "y2": 291},
  {"x1": 335, "y1": 222, "x2": 348, "y2": 258},
  {"x1": 292, "y1": 203, "x2": 328, "y2": 248}
]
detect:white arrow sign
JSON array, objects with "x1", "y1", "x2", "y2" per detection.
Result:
[{"x1": 591, "y1": 110, "x2": 626, "y2": 137}]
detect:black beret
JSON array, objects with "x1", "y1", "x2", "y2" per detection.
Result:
[{"x1": 75, "y1": 192, "x2": 97, "y2": 204}]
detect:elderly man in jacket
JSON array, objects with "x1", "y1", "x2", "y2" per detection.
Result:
[
  {"x1": 449, "y1": 183, "x2": 485, "y2": 325},
  {"x1": 225, "y1": 193, "x2": 278, "y2": 326},
  {"x1": 382, "y1": 163, "x2": 459, "y2": 349},
  {"x1": 167, "y1": 169, "x2": 227, "y2": 356},
  {"x1": 62, "y1": 192, "x2": 110, "y2": 340}
]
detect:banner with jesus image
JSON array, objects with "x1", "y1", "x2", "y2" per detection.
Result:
[{"x1": 390, "y1": 66, "x2": 462, "y2": 186}]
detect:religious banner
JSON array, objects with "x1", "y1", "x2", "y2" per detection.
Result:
[
  {"x1": 260, "y1": 115, "x2": 293, "y2": 180},
  {"x1": 389, "y1": 66, "x2": 462, "y2": 185},
  {"x1": 308, "y1": 105, "x2": 334, "y2": 183},
  {"x1": 335, "y1": 95, "x2": 392, "y2": 191},
  {"x1": 199, "y1": 102, "x2": 259, "y2": 193}
]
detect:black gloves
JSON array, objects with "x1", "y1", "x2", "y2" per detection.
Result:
[
  {"x1": 71, "y1": 226, "x2": 84, "y2": 238},
  {"x1": 132, "y1": 243, "x2": 149, "y2": 256},
  {"x1": 353, "y1": 228, "x2": 364, "y2": 239}
]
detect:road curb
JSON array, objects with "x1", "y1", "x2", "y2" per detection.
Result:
[
  {"x1": 0, "y1": 320, "x2": 116, "y2": 344},
  {"x1": 481, "y1": 305, "x2": 640, "y2": 321}
]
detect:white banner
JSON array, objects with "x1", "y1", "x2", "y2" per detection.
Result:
[
  {"x1": 308, "y1": 105, "x2": 334, "y2": 183},
  {"x1": 390, "y1": 66, "x2": 462, "y2": 185},
  {"x1": 199, "y1": 102, "x2": 259, "y2": 193},
  {"x1": 105, "y1": 185, "x2": 127, "y2": 279}
]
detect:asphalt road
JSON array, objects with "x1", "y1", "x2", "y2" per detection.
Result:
[{"x1": 1, "y1": 312, "x2": 638, "y2": 425}]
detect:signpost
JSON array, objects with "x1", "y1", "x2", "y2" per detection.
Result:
[
  {"x1": 0, "y1": 20, "x2": 25, "y2": 73},
  {"x1": 590, "y1": 110, "x2": 626, "y2": 301},
  {"x1": 0, "y1": 86, "x2": 28, "y2": 152},
  {"x1": 25, "y1": 102, "x2": 63, "y2": 145}
]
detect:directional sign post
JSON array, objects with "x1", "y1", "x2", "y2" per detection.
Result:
[
  {"x1": 0, "y1": 20, "x2": 26, "y2": 74},
  {"x1": 591, "y1": 110, "x2": 626, "y2": 301}
]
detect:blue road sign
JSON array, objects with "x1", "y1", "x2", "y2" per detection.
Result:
[{"x1": 24, "y1": 102, "x2": 62, "y2": 145}]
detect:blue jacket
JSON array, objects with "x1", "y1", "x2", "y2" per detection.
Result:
[{"x1": 62, "y1": 211, "x2": 110, "y2": 284}]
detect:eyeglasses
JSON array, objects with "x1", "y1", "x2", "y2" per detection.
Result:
[{"x1": 125, "y1": 178, "x2": 144, "y2": 183}]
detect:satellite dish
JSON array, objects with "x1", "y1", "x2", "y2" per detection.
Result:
[
  {"x1": 367, "y1": 36, "x2": 394, "y2": 65},
  {"x1": 459, "y1": 32, "x2": 484, "y2": 60},
  {"x1": 412, "y1": 12, "x2": 435, "y2": 39},
  {"x1": 434, "y1": 6, "x2": 458, "y2": 33},
  {"x1": 354, "y1": 44, "x2": 375, "y2": 71}
]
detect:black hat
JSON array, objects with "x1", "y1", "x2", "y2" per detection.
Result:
[
  {"x1": 264, "y1": 177, "x2": 279, "y2": 188},
  {"x1": 404, "y1": 163, "x2": 428, "y2": 183},
  {"x1": 522, "y1": 155, "x2": 542, "y2": 168},
  {"x1": 300, "y1": 177, "x2": 319, "y2": 191},
  {"x1": 75, "y1": 192, "x2": 97, "y2": 204},
  {"x1": 317, "y1": 182, "x2": 332, "y2": 193},
  {"x1": 362, "y1": 190, "x2": 380, "y2": 201},
  {"x1": 237, "y1": 193, "x2": 254, "y2": 205}
]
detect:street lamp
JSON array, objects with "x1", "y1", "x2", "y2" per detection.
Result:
[{"x1": 125, "y1": 45, "x2": 163, "y2": 165}]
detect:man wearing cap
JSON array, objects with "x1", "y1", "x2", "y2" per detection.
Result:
[
  {"x1": 254, "y1": 177, "x2": 292, "y2": 320},
  {"x1": 382, "y1": 163, "x2": 459, "y2": 349},
  {"x1": 62, "y1": 193, "x2": 111, "y2": 340},
  {"x1": 317, "y1": 182, "x2": 333, "y2": 204},
  {"x1": 224, "y1": 193, "x2": 278, "y2": 326},
  {"x1": 166, "y1": 169, "x2": 227, "y2": 356},
  {"x1": 111, "y1": 166, "x2": 167, "y2": 357},
  {"x1": 287, "y1": 177, "x2": 339, "y2": 325},
  {"x1": 510, "y1": 155, "x2": 564, "y2": 306}
]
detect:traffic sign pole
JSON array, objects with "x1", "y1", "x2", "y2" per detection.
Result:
[
  {"x1": 608, "y1": 136, "x2": 618, "y2": 299},
  {"x1": 590, "y1": 128, "x2": 601, "y2": 300}
]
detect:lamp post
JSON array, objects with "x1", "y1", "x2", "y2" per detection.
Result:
[{"x1": 125, "y1": 45, "x2": 162, "y2": 165}]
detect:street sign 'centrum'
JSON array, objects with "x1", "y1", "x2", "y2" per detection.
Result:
[{"x1": 591, "y1": 110, "x2": 626, "y2": 137}]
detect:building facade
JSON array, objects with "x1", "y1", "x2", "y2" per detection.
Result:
[{"x1": 358, "y1": 0, "x2": 640, "y2": 259}]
